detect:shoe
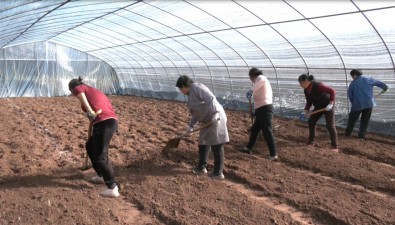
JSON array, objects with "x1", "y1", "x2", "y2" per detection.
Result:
[
  {"x1": 330, "y1": 148, "x2": 339, "y2": 153},
  {"x1": 239, "y1": 147, "x2": 252, "y2": 154},
  {"x1": 100, "y1": 185, "x2": 120, "y2": 198},
  {"x1": 90, "y1": 175, "x2": 104, "y2": 184},
  {"x1": 209, "y1": 173, "x2": 225, "y2": 180},
  {"x1": 193, "y1": 166, "x2": 207, "y2": 174},
  {"x1": 269, "y1": 155, "x2": 278, "y2": 161}
]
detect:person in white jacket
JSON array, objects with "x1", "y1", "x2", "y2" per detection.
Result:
[{"x1": 239, "y1": 67, "x2": 277, "y2": 160}]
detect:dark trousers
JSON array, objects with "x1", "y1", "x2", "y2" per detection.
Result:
[
  {"x1": 198, "y1": 144, "x2": 224, "y2": 175},
  {"x1": 308, "y1": 109, "x2": 338, "y2": 148},
  {"x1": 86, "y1": 119, "x2": 118, "y2": 189},
  {"x1": 247, "y1": 104, "x2": 277, "y2": 157},
  {"x1": 345, "y1": 108, "x2": 372, "y2": 139}
]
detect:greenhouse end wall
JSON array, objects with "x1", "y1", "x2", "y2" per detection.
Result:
[{"x1": 0, "y1": 42, "x2": 119, "y2": 97}]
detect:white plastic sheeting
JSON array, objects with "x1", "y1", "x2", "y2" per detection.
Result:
[
  {"x1": 0, "y1": 0, "x2": 394, "y2": 134},
  {"x1": 0, "y1": 42, "x2": 118, "y2": 97}
]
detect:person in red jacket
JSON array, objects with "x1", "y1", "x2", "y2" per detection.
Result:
[
  {"x1": 298, "y1": 74, "x2": 338, "y2": 152},
  {"x1": 69, "y1": 77, "x2": 120, "y2": 198}
]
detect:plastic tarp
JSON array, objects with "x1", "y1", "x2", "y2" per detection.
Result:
[{"x1": 0, "y1": 42, "x2": 118, "y2": 97}]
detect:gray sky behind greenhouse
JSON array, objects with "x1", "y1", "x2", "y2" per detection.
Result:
[{"x1": 0, "y1": 0, "x2": 394, "y2": 134}]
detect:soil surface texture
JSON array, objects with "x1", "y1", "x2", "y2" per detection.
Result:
[{"x1": 0, "y1": 96, "x2": 394, "y2": 225}]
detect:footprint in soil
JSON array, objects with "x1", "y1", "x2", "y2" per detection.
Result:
[{"x1": 109, "y1": 144, "x2": 119, "y2": 149}]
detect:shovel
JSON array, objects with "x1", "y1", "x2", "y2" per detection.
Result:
[
  {"x1": 248, "y1": 99, "x2": 254, "y2": 127},
  {"x1": 162, "y1": 119, "x2": 218, "y2": 152},
  {"x1": 274, "y1": 108, "x2": 326, "y2": 130},
  {"x1": 80, "y1": 109, "x2": 102, "y2": 171}
]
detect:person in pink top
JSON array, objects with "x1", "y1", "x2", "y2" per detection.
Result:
[
  {"x1": 69, "y1": 77, "x2": 120, "y2": 198},
  {"x1": 239, "y1": 67, "x2": 277, "y2": 160},
  {"x1": 298, "y1": 73, "x2": 338, "y2": 152}
]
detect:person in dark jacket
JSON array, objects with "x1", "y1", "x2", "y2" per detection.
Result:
[
  {"x1": 69, "y1": 77, "x2": 120, "y2": 198},
  {"x1": 345, "y1": 69, "x2": 388, "y2": 140},
  {"x1": 298, "y1": 74, "x2": 338, "y2": 152}
]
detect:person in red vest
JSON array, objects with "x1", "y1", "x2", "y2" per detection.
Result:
[{"x1": 69, "y1": 77, "x2": 120, "y2": 198}]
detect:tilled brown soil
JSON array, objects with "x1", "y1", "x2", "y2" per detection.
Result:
[{"x1": 0, "y1": 96, "x2": 394, "y2": 225}]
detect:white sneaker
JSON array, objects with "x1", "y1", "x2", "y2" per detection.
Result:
[
  {"x1": 209, "y1": 173, "x2": 225, "y2": 180},
  {"x1": 193, "y1": 166, "x2": 208, "y2": 174},
  {"x1": 100, "y1": 186, "x2": 120, "y2": 198},
  {"x1": 90, "y1": 175, "x2": 104, "y2": 184}
]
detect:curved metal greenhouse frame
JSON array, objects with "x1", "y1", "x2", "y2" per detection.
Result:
[{"x1": 0, "y1": 0, "x2": 394, "y2": 135}]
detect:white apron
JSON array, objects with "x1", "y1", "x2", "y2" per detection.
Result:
[{"x1": 187, "y1": 83, "x2": 229, "y2": 146}]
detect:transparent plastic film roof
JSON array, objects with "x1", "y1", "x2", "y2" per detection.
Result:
[{"x1": 0, "y1": 0, "x2": 394, "y2": 135}]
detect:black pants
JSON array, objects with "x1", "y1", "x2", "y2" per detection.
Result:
[
  {"x1": 86, "y1": 119, "x2": 118, "y2": 189},
  {"x1": 345, "y1": 108, "x2": 372, "y2": 139},
  {"x1": 198, "y1": 144, "x2": 224, "y2": 175},
  {"x1": 308, "y1": 109, "x2": 338, "y2": 148},
  {"x1": 247, "y1": 104, "x2": 277, "y2": 157}
]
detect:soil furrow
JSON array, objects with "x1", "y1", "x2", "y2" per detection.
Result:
[
  {"x1": 1, "y1": 96, "x2": 394, "y2": 225},
  {"x1": 277, "y1": 150, "x2": 395, "y2": 197},
  {"x1": 341, "y1": 147, "x2": 395, "y2": 167},
  {"x1": 224, "y1": 159, "x2": 395, "y2": 225}
]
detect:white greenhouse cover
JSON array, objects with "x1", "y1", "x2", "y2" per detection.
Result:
[{"x1": 0, "y1": 0, "x2": 394, "y2": 134}]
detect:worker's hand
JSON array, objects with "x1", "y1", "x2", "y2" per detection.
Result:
[
  {"x1": 246, "y1": 90, "x2": 253, "y2": 100},
  {"x1": 325, "y1": 103, "x2": 333, "y2": 111},
  {"x1": 86, "y1": 110, "x2": 101, "y2": 121},
  {"x1": 211, "y1": 113, "x2": 220, "y2": 124},
  {"x1": 299, "y1": 112, "x2": 307, "y2": 121},
  {"x1": 380, "y1": 87, "x2": 388, "y2": 95},
  {"x1": 185, "y1": 126, "x2": 194, "y2": 134}
]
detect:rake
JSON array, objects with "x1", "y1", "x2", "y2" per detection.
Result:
[{"x1": 274, "y1": 108, "x2": 326, "y2": 130}]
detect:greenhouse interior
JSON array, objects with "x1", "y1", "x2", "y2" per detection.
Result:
[
  {"x1": 1, "y1": 1, "x2": 395, "y2": 225},
  {"x1": 1, "y1": 0, "x2": 394, "y2": 134}
]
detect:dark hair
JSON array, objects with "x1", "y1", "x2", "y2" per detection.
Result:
[
  {"x1": 298, "y1": 73, "x2": 314, "y2": 82},
  {"x1": 249, "y1": 67, "x2": 263, "y2": 77},
  {"x1": 69, "y1": 76, "x2": 84, "y2": 91},
  {"x1": 176, "y1": 75, "x2": 193, "y2": 88},
  {"x1": 350, "y1": 69, "x2": 362, "y2": 77}
]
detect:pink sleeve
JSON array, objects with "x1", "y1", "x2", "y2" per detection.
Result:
[{"x1": 251, "y1": 79, "x2": 264, "y2": 92}]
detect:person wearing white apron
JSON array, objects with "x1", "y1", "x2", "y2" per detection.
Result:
[{"x1": 176, "y1": 75, "x2": 229, "y2": 180}]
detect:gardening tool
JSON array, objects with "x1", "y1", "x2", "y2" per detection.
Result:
[
  {"x1": 80, "y1": 109, "x2": 102, "y2": 171},
  {"x1": 274, "y1": 108, "x2": 326, "y2": 130},
  {"x1": 247, "y1": 99, "x2": 267, "y2": 143},
  {"x1": 163, "y1": 118, "x2": 219, "y2": 151},
  {"x1": 248, "y1": 98, "x2": 254, "y2": 127}
]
